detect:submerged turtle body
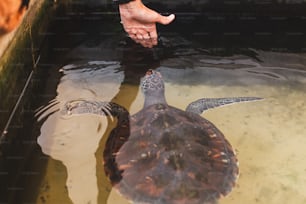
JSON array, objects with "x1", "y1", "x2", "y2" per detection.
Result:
[
  {"x1": 104, "y1": 104, "x2": 238, "y2": 204},
  {"x1": 63, "y1": 69, "x2": 262, "y2": 204}
]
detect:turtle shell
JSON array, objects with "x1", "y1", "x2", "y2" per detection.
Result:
[{"x1": 103, "y1": 103, "x2": 238, "y2": 204}]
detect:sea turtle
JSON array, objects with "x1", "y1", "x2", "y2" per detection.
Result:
[{"x1": 62, "y1": 69, "x2": 262, "y2": 204}]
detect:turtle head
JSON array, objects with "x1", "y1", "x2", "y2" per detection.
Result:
[{"x1": 141, "y1": 69, "x2": 167, "y2": 107}]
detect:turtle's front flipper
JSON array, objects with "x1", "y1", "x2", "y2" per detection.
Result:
[
  {"x1": 61, "y1": 99, "x2": 112, "y2": 116},
  {"x1": 61, "y1": 100, "x2": 128, "y2": 122},
  {"x1": 186, "y1": 97, "x2": 263, "y2": 114}
]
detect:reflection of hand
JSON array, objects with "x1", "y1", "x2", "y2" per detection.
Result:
[
  {"x1": 119, "y1": 0, "x2": 175, "y2": 48},
  {"x1": 0, "y1": 0, "x2": 27, "y2": 34}
]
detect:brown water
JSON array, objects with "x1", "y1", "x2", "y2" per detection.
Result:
[{"x1": 35, "y1": 53, "x2": 306, "y2": 204}]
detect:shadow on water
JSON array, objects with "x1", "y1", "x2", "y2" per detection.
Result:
[{"x1": 1, "y1": 1, "x2": 306, "y2": 204}]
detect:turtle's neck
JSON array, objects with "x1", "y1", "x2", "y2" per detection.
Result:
[{"x1": 143, "y1": 89, "x2": 167, "y2": 108}]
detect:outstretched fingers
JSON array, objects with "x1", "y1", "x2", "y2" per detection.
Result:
[{"x1": 125, "y1": 25, "x2": 158, "y2": 48}]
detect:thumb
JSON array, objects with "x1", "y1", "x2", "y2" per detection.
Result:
[{"x1": 156, "y1": 14, "x2": 175, "y2": 25}]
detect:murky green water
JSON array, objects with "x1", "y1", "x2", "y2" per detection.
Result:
[{"x1": 36, "y1": 51, "x2": 306, "y2": 204}]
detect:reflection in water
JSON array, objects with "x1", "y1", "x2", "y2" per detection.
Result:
[
  {"x1": 36, "y1": 61, "x2": 124, "y2": 204},
  {"x1": 36, "y1": 53, "x2": 306, "y2": 204}
]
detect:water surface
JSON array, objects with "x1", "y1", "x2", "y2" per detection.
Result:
[
  {"x1": 22, "y1": 3, "x2": 306, "y2": 203},
  {"x1": 36, "y1": 51, "x2": 306, "y2": 204}
]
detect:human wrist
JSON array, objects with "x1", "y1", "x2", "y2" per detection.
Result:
[{"x1": 113, "y1": 0, "x2": 135, "y2": 5}]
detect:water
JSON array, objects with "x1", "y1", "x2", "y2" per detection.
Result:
[
  {"x1": 2, "y1": 2, "x2": 306, "y2": 204},
  {"x1": 35, "y1": 52, "x2": 306, "y2": 204}
]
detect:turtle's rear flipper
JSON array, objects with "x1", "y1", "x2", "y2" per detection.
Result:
[{"x1": 186, "y1": 97, "x2": 263, "y2": 115}]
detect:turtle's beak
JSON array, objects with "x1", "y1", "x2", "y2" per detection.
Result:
[
  {"x1": 144, "y1": 69, "x2": 162, "y2": 79},
  {"x1": 146, "y1": 69, "x2": 153, "y2": 76}
]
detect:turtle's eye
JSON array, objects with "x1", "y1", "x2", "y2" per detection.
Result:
[{"x1": 142, "y1": 82, "x2": 150, "y2": 90}]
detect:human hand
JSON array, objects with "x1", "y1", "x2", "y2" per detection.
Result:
[
  {"x1": 119, "y1": 0, "x2": 175, "y2": 48},
  {"x1": 0, "y1": 0, "x2": 27, "y2": 34}
]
